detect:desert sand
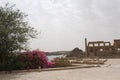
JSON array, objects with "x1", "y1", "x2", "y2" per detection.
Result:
[{"x1": 1, "y1": 59, "x2": 120, "y2": 80}]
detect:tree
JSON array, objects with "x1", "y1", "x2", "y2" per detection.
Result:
[{"x1": 0, "y1": 4, "x2": 37, "y2": 65}]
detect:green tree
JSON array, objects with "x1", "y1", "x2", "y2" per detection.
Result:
[{"x1": 0, "y1": 4, "x2": 37, "y2": 66}]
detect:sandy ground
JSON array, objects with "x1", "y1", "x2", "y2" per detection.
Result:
[{"x1": 1, "y1": 59, "x2": 120, "y2": 80}]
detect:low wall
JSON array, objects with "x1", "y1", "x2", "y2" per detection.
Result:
[{"x1": 0, "y1": 65, "x2": 100, "y2": 74}]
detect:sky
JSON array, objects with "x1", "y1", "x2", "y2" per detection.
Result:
[{"x1": 0, "y1": 0, "x2": 120, "y2": 52}]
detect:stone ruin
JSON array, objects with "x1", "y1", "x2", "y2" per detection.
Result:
[{"x1": 85, "y1": 38, "x2": 120, "y2": 58}]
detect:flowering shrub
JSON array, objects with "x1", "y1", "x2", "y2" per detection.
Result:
[
  {"x1": 31, "y1": 50, "x2": 48, "y2": 68},
  {"x1": 16, "y1": 50, "x2": 53, "y2": 69},
  {"x1": 0, "y1": 50, "x2": 55, "y2": 71},
  {"x1": 47, "y1": 61, "x2": 55, "y2": 68},
  {"x1": 52, "y1": 57, "x2": 71, "y2": 67}
]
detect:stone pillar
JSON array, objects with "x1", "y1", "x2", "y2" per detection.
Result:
[
  {"x1": 109, "y1": 42, "x2": 111, "y2": 46},
  {"x1": 85, "y1": 38, "x2": 88, "y2": 57},
  {"x1": 98, "y1": 43, "x2": 100, "y2": 47},
  {"x1": 93, "y1": 43, "x2": 95, "y2": 56},
  {"x1": 103, "y1": 43, "x2": 105, "y2": 51}
]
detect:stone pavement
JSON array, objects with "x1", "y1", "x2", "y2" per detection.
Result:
[{"x1": 0, "y1": 59, "x2": 120, "y2": 80}]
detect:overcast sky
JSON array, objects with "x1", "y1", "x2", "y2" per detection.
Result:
[{"x1": 0, "y1": 0, "x2": 120, "y2": 52}]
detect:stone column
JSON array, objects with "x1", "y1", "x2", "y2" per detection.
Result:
[
  {"x1": 103, "y1": 43, "x2": 105, "y2": 51},
  {"x1": 85, "y1": 38, "x2": 88, "y2": 57},
  {"x1": 93, "y1": 43, "x2": 95, "y2": 56}
]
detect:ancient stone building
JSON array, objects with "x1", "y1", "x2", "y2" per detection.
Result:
[
  {"x1": 114, "y1": 39, "x2": 120, "y2": 51},
  {"x1": 85, "y1": 38, "x2": 120, "y2": 58}
]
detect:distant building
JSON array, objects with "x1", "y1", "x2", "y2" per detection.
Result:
[{"x1": 85, "y1": 38, "x2": 120, "y2": 58}]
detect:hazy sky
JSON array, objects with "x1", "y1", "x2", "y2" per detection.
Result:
[{"x1": 0, "y1": 0, "x2": 120, "y2": 52}]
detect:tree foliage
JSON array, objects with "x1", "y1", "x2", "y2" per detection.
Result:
[{"x1": 0, "y1": 4, "x2": 37, "y2": 65}]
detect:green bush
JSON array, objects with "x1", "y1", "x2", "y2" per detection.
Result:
[
  {"x1": 53, "y1": 57, "x2": 71, "y2": 67},
  {"x1": 0, "y1": 53, "x2": 26, "y2": 71},
  {"x1": 13, "y1": 62, "x2": 25, "y2": 70},
  {"x1": 0, "y1": 64, "x2": 5, "y2": 71}
]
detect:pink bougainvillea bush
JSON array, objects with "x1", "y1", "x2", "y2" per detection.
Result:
[
  {"x1": 17, "y1": 50, "x2": 54, "y2": 69},
  {"x1": 47, "y1": 61, "x2": 55, "y2": 68},
  {"x1": 31, "y1": 50, "x2": 48, "y2": 68}
]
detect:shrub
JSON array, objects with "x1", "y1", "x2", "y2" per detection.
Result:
[
  {"x1": 31, "y1": 50, "x2": 48, "y2": 68},
  {"x1": 0, "y1": 50, "x2": 54, "y2": 71},
  {"x1": 53, "y1": 57, "x2": 71, "y2": 67},
  {"x1": 0, "y1": 53, "x2": 25, "y2": 71},
  {"x1": 47, "y1": 61, "x2": 55, "y2": 68},
  {"x1": 17, "y1": 50, "x2": 48, "y2": 69},
  {"x1": 0, "y1": 64, "x2": 5, "y2": 71},
  {"x1": 16, "y1": 50, "x2": 54, "y2": 69}
]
